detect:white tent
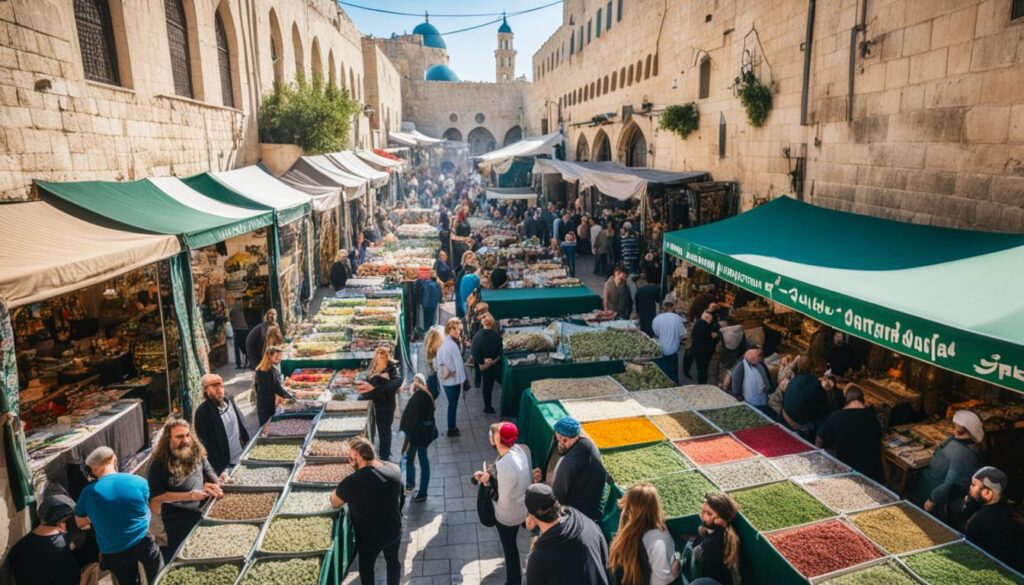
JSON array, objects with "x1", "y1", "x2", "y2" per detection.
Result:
[
  {"x1": 356, "y1": 149, "x2": 406, "y2": 169},
  {"x1": 389, "y1": 131, "x2": 442, "y2": 147},
  {"x1": 476, "y1": 132, "x2": 562, "y2": 174},
  {"x1": 207, "y1": 165, "x2": 338, "y2": 213},
  {"x1": 291, "y1": 156, "x2": 369, "y2": 202},
  {"x1": 533, "y1": 158, "x2": 647, "y2": 200},
  {"x1": 408, "y1": 130, "x2": 443, "y2": 144},
  {"x1": 328, "y1": 151, "x2": 390, "y2": 188},
  {"x1": 484, "y1": 187, "x2": 538, "y2": 203}
]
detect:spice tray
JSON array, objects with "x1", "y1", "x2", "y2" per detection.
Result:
[
  {"x1": 254, "y1": 512, "x2": 341, "y2": 557},
  {"x1": 314, "y1": 413, "x2": 369, "y2": 436},
  {"x1": 291, "y1": 457, "x2": 353, "y2": 488},
  {"x1": 276, "y1": 485, "x2": 341, "y2": 516},
  {"x1": 224, "y1": 461, "x2": 296, "y2": 491},
  {"x1": 767, "y1": 450, "x2": 851, "y2": 478},
  {"x1": 204, "y1": 488, "x2": 283, "y2": 524},
  {"x1": 760, "y1": 517, "x2": 889, "y2": 582},
  {"x1": 237, "y1": 551, "x2": 331, "y2": 585},
  {"x1": 792, "y1": 471, "x2": 900, "y2": 514},
  {"x1": 844, "y1": 500, "x2": 961, "y2": 556},
  {"x1": 175, "y1": 518, "x2": 266, "y2": 565},
  {"x1": 727, "y1": 479, "x2": 839, "y2": 532},
  {"x1": 700, "y1": 456, "x2": 786, "y2": 492},
  {"x1": 672, "y1": 432, "x2": 759, "y2": 467},
  {"x1": 732, "y1": 422, "x2": 818, "y2": 459},
  {"x1": 896, "y1": 540, "x2": 1024, "y2": 585},
  {"x1": 810, "y1": 557, "x2": 926, "y2": 585},
  {"x1": 152, "y1": 558, "x2": 244, "y2": 585},
  {"x1": 241, "y1": 437, "x2": 307, "y2": 464}
]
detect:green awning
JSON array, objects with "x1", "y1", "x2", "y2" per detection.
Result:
[
  {"x1": 663, "y1": 197, "x2": 1024, "y2": 393},
  {"x1": 183, "y1": 166, "x2": 313, "y2": 226},
  {"x1": 36, "y1": 177, "x2": 273, "y2": 249},
  {"x1": 481, "y1": 286, "x2": 603, "y2": 320}
]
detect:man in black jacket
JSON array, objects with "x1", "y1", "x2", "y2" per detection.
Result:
[
  {"x1": 245, "y1": 308, "x2": 277, "y2": 369},
  {"x1": 193, "y1": 374, "x2": 250, "y2": 475},
  {"x1": 525, "y1": 483, "x2": 610, "y2": 585},
  {"x1": 540, "y1": 416, "x2": 608, "y2": 522}
]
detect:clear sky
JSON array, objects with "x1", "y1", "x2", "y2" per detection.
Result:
[{"x1": 341, "y1": 1, "x2": 564, "y2": 82}]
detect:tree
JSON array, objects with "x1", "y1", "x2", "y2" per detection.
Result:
[{"x1": 258, "y1": 75, "x2": 360, "y2": 154}]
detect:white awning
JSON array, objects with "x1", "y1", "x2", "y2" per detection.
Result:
[
  {"x1": 484, "y1": 187, "x2": 537, "y2": 202},
  {"x1": 356, "y1": 149, "x2": 407, "y2": 169},
  {"x1": 210, "y1": 166, "x2": 338, "y2": 212},
  {"x1": 147, "y1": 177, "x2": 268, "y2": 219},
  {"x1": 327, "y1": 151, "x2": 390, "y2": 188},
  {"x1": 289, "y1": 156, "x2": 369, "y2": 202},
  {"x1": 408, "y1": 130, "x2": 443, "y2": 144},
  {"x1": 476, "y1": 133, "x2": 562, "y2": 174},
  {"x1": 0, "y1": 201, "x2": 181, "y2": 308},
  {"x1": 389, "y1": 131, "x2": 442, "y2": 147},
  {"x1": 532, "y1": 159, "x2": 647, "y2": 201}
]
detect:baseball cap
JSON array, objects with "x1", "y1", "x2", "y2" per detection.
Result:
[
  {"x1": 499, "y1": 423, "x2": 518, "y2": 447},
  {"x1": 525, "y1": 483, "x2": 558, "y2": 517},
  {"x1": 553, "y1": 416, "x2": 581, "y2": 438}
]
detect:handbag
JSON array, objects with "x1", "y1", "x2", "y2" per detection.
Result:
[{"x1": 475, "y1": 467, "x2": 499, "y2": 527}]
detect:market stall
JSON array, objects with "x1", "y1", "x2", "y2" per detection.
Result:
[
  {"x1": 476, "y1": 132, "x2": 562, "y2": 187},
  {"x1": 281, "y1": 155, "x2": 370, "y2": 253},
  {"x1": 481, "y1": 286, "x2": 601, "y2": 320}
]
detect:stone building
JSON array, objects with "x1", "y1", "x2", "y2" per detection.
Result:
[
  {"x1": 0, "y1": 0, "x2": 389, "y2": 203},
  {"x1": 362, "y1": 38, "x2": 403, "y2": 149},
  {"x1": 527, "y1": 0, "x2": 1024, "y2": 233}
]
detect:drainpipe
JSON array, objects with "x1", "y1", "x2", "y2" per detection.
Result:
[
  {"x1": 800, "y1": 0, "x2": 816, "y2": 126},
  {"x1": 847, "y1": 0, "x2": 868, "y2": 121}
]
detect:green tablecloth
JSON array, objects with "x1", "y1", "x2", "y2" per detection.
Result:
[
  {"x1": 281, "y1": 357, "x2": 365, "y2": 376},
  {"x1": 517, "y1": 390, "x2": 567, "y2": 472},
  {"x1": 499, "y1": 358, "x2": 626, "y2": 418},
  {"x1": 482, "y1": 286, "x2": 602, "y2": 320}
]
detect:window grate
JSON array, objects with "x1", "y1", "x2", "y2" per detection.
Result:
[
  {"x1": 165, "y1": 0, "x2": 193, "y2": 98},
  {"x1": 74, "y1": 0, "x2": 120, "y2": 85},
  {"x1": 215, "y1": 12, "x2": 233, "y2": 107}
]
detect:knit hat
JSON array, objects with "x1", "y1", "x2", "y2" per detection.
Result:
[
  {"x1": 499, "y1": 422, "x2": 518, "y2": 447},
  {"x1": 38, "y1": 492, "x2": 76, "y2": 525},
  {"x1": 553, "y1": 416, "x2": 581, "y2": 438},
  {"x1": 413, "y1": 373, "x2": 427, "y2": 388},
  {"x1": 953, "y1": 410, "x2": 985, "y2": 443},
  {"x1": 525, "y1": 483, "x2": 558, "y2": 517}
]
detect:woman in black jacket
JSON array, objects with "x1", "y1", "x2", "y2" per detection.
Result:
[
  {"x1": 356, "y1": 347, "x2": 402, "y2": 461},
  {"x1": 398, "y1": 374, "x2": 436, "y2": 502},
  {"x1": 691, "y1": 492, "x2": 741, "y2": 585},
  {"x1": 329, "y1": 249, "x2": 349, "y2": 291},
  {"x1": 254, "y1": 346, "x2": 294, "y2": 426}
]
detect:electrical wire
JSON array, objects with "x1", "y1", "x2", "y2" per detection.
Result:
[
  {"x1": 337, "y1": 1, "x2": 563, "y2": 36},
  {"x1": 337, "y1": 2, "x2": 507, "y2": 18}
]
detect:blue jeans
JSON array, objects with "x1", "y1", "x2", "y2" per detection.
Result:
[
  {"x1": 427, "y1": 372, "x2": 440, "y2": 399},
  {"x1": 563, "y1": 248, "x2": 576, "y2": 276},
  {"x1": 443, "y1": 384, "x2": 461, "y2": 431},
  {"x1": 422, "y1": 305, "x2": 437, "y2": 332},
  {"x1": 405, "y1": 446, "x2": 430, "y2": 498}
]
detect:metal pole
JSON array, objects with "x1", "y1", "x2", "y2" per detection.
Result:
[{"x1": 155, "y1": 261, "x2": 172, "y2": 413}]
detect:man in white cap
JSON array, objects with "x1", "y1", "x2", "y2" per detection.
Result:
[
  {"x1": 916, "y1": 410, "x2": 984, "y2": 520},
  {"x1": 74, "y1": 446, "x2": 162, "y2": 584},
  {"x1": 961, "y1": 466, "x2": 1020, "y2": 569}
]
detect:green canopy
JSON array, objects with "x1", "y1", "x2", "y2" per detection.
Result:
[
  {"x1": 663, "y1": 197, "x2": 1024, "y2": 394},
  {"x1": 183, "y1": 166, "x2": 313, "y2": 226},
  {"x1": 36, "y1": 177, "x2": 273, "y2": 249}
]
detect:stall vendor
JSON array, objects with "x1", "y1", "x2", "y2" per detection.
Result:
[{"x1": 914, "y1": 410, "x2": 984, "y2": 521}]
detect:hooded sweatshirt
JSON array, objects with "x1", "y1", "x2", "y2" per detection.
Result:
[{"x1": 526, "y1": 507, "x2": 610, "y2": 585}]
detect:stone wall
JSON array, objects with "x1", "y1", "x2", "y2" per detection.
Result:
[
  {"x1": 405, "y1": 80, "x2": 531, "y2": 152},
  {"x1": 362, "y1": 39, "x2": 403, "y2": 148},
  {"x1": 527, "y1": 0, "x2": 1024, "y2": 233}
]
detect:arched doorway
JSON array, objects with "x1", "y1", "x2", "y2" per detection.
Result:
[
  {"x1": 618, "y1": 122, "x2": 647, "y2": 167},
  {"x1": 467, "y1": 127, "x2": 496, "y2": 155},
  {"x1": 443, "y1": 127, "x2": 463, "y2": 141},
  {"x1": 593, "y1": 129, "x2": 611, "y2": 162},
  {"x1": 503, "y1": 125, "x2": 523, "y2": 146},
  {"x1": 575, "y1": 134, "x2": 590, "y2": 161}
]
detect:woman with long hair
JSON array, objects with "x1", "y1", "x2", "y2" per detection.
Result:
[
  {"x1": 435, "y1": 318, "x2": 466, "y2": 436},
  {"x1": 692, "y1": 492, "x2": 741, "y2": 585},
  {"x1": 609, "y1": 482, "x2": 680, "y2": 585},
  {"x1": 423, "y1": 327, "x2": 443, "y2": 399},
  {"x1": 398, "y1": 374, "x2": 437, "y2": 503},
  {"x1": 330, "y1": 249, "x2": 350, "y2": 291},
  {"x1": 356, "y1": 347, "x2": 402, "y2": 461},
  {"x1": 262, "y1": 325, "x2": 284, "y2": 357},
  {"x1": 255, "y1": 346, "x2": 294, "y2": 425}
]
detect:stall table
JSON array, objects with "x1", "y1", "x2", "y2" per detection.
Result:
[
  {"x1": 516, "y1": 390, "x2": 568, "y2": 473},
  {"x1": 482, "y1": 286, "x2": 602, "y2": 320},
  {"x1": 499, "y1": 358, "x2": 626, "y2": 419}
]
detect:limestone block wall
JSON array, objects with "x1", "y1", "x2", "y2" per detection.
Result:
[
  {"x1": 405, "y1": 80, "x2": 530, "y2": 149},
  {"x1": 362, "y1": 40, "x2": 403, "y2": 148}
]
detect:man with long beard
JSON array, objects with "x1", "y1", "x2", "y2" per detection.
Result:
[{"x1": 147, "y1": 419, "x2": 223, "y2": 559}]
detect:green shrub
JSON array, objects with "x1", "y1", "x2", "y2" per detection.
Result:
[
  {"x1": 659, "y1": 103, "x2": 700, "y2": 139},
  {"x1": 736, "y1": 71, "x2": 772, "y2": 127},
  {"x1": 258, "y1": 75, "x2": 360, "y2": 154}
]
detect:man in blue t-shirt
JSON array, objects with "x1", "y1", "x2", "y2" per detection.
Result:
[{"x1": 75, "y1": 446, "x2": 162, "y2": 585}]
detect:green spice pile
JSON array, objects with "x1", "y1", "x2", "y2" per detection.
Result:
[
  {"x1": 769, "y1": 452, "x2": 849, "y2": 477},
  {"x1": 650, "y1": 411, "x2": 717, "y2": 439},
  {"x1": 700, "y1": 405, "x2": 769, "y2": 432},
  {"x1": 316, "y1": 416, "x2": 366, "y2": 434},
  {"x1": 650, "y1": 472, "x2": 717, "y2": 518},
  {"x1": 704, "y1": 458, "x2": 783, "y2": 491},
  {"x1": 904, "y1": 543, "x2": 1020, "y2": 585},
  {"x1": 798, "y1": 474, "x2": 896, "y2": 512},
  {"x1": 613, "y1": 364, "x2": 675, "y2": 391},
  {"x1": 240, "y1": 557, "x2": 321, "y2": 585},
  {"x1": 822, "y1": 562, "x2": 919, "y2": 585},
  {"x1": 602, "y1": 442, "x2": 690, "y2": 487},
  {"x1": 245, "y1": 441, "x2": 303, "y2": 462},
  {"x1": 207, "y1": 492, "x2": 278, "y2": 521},
  {"x1": 280, "y1": 490, "x2": 337, "y2": 515},
  {"x1": 160, "y1": 563, "x2": 240, "y2": 585},
  {"x1": 179, "y1": 523, "x2": 259, "y2": 560},
  {"x1": 531, "y1": 376, "x2": 625, "y2": 402},
  {"x1": 730, "y1": 481, "x2": 833, "y2": 532},
  {"x1": 631, "y1": 389, "x2": 691, "y2": 416},
  {"x1": 261, "y1": 516, "x2": 334, "y2": 553},
  {"x1": 227, "y1": 465, "x2": 291, "y2": 486},
  {"x1": 569, "y1": 330, "x2": 661, "y2": 361},
  {"x1": 849, "y1": 502, "x2": 958, "y2": 554}
]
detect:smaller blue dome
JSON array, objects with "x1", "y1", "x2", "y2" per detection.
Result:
[
  {"x1": 413, "y1": 21, "x2": 447, "y2": 49},
  {"x1": 498, "y1": 18, "x2": 512, "y2": 34},
  {"x1": 425, "y1": 64, "x2": 460, "y2": 82}
]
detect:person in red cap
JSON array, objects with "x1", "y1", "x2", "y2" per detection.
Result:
[
  {"x1": 473, "y1": 423, "x2": 532, "y2": 585},
  {"x1": 414, "y1": 266, "x2": 442, "y2": 333}
]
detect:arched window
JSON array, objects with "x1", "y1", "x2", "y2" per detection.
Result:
[
  {"x1": 503, "y1": 126, "x2": 523, "y2": 146},
  {"x1": 74, "y1": 0, "x2": 120, "y2": 85},
  {"x1": 310, "y1": 37, "x2": 323, "y2": 80},
  {"x1": 349, "y1": 68, "x2": 356, "y2": 98},
  {"x1": 619, "y1": 122, "x2": 647, "y2": 167},
  {"x1": 443, "y1": 127, "x2": 463, "y2": 141},
  {"x1": 603, "y1": 75, "x2": 609, "y2": 94},
  {"x1": 620, "y1": 66, "x2": 626, "y2": 86},
  {"x1": 576, "y1": 134, "x2": 590, "y2": 161},
  {"x1": 593, "y1": 130, "x2": 611, "y2": 161},
  {"x1": 611, "y1": 71, "x2": 617, "y2": 91},
  {"x1": 699, "y1": 56, "x2": 711, "y2": 99},
  {"x1": 644, "y1": 54, "x2": 652, "y2": 79},
  {"x1": 269, "y1": 8, "x2": 283, "y2": 84},
  {"x1": 165, "y1": 0, "x2": 193, "y2": 97},
  {"x1": 627, "y1": 64, "x2": 634, "y2": 85},
  {"x1": 292, "y1": 22, "x2": 304, "y2": 78},
  {"x1": 214, "y1": 11, "x2": 233, "y2": 107}
]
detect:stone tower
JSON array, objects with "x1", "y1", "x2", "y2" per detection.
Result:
[{"x1": 495, "y1": 16, "x2": 515, "y2": 83}]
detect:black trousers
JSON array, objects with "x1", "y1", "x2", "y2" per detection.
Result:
[
  {"x1": 481, "y1": 365, "x2": 499, "y2": 411},
  {"x1": 496, "y1": 522, "x2": 522, "y2": 585},
  {"x1": 375, "y1": 405, "x2": 395, "y2": 461},
  {"x1": 161, "y1": 505, "x2": 202, "y2": 561},
  {"x1": 102, "y1": 533, "x2": 163, "y2": 585},
  {"x1": 357, "y1": 536, "x2": 401, "y2": 585},
  {"x1": 689, "y1": 352, "x2": 712, "y2": 384},
  {"x1": 233, "y1": 329, "x2": 249, "y2": 367}
]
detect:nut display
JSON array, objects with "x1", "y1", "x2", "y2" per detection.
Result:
[
  {"x1": 260, "y1": 516, "x2": 334, "y2": 553},
  {"x1": 766, "y1": 519, "x2": 883, "y2": 578},
  {"x1": 729, "y1": 481, "x2": 833, "y2": 532},
  {"x1": 568, "y1": 330, "x2": 661, "y2": 361},
  {"x1": 316, "y1": 416, "x2": 366, "y2": 434},
  {"x1": 503, "y1": 332, "x2": 555, "y2": 352},
  {"x1": 240, "y1": 557, "x2": 322, "y2": 585},
  {"x1": 674, "y1": 435, "x2": 755, "y2": 466},
  {"x1": 281, "y1": 490, "x2": 337, "y2": 515},
  {"x1": 602, "y1": 442, "x2": 690, "y2": 487},
  {"x1": 581, "y1": 417, "x2": 666, "y2": 449},
  {"x1": 227, "y1": 465, "x2": 291, "y2": 486},
  {"x1": 649, "y1": 472, "x2": 718, "y2": 518},
  {"x1": 849, "y1": 502, "x2": 958, "y2": 554},
  {"x1": 797, "y1": 474, "x2": 897, "y2": 512},
  {"x1": 245, "y1": 441, "x2": 304, "y2": 462},
  {"x1": 630, "y1": 389, "x2": 691, "y2": 416},
  {"x1": 179, "y1": 523, "x2": 259, "y2": 560},
  {"x1": 822, "y1": 562, "x2": 919, "y2": 585},
  {"x1": 159, "y1": 563, "x2": 240, "y2": 585},
  {"x1": 903, "y1": 543, "x2": 1020, "y2": 585},
  {"x1": 295, "y1": 462, "x2": 354, "y2": 484},
  {"x1": 700, "y1": 406, "x2": 769, "y2": 432},
  {"x1": 531, "y1": 376, "x2": 625, "y2": 402},
  {"x1": 769, "y1": 451, "x2": 850, "y2": 478},
  {"x1": 306, "y1": 438, "x2": 352, "y2": 459},
  {"x1": 649, "y1": 412, "x2": 717, "y2": 439},
  {"x1": 612, "y1": 364, "x2": 675, "y2": 391},
  {"x1": 262, "y1": 419, "x2": 314, "y2": 437},
  {"x1": 733, "y1": 425, "x2": 814, "y2": 458},
  {"x1": 563, "y1": 396, "x2": 646, "y2": 422},
  {"x1": 675, "y1": 385, "x2": 739, "y2": 410},
  {"x1": 207, "y1": 492, "x2": 278, "y2": 521},
  {"x1": 703, "y1": 458, "x2": 784, "y2": 491}
]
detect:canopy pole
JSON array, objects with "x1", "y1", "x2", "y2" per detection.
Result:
[
  {"x1": 660, "y1": 250, "x2": 668, "y2": 297},
  {"x1": 155, "y1": 261, "x2": 172, "y2": 414}
]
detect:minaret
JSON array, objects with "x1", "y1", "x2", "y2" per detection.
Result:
[{"x1": 495, "y1": 15, "x2": 515, "y2": 82}]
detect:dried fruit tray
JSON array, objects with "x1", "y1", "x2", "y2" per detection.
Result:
[
  {"x1": 733, "y1": 424, "x2": 815, "y2": 458},
  {"x1": 900, "y1": 541, "x2": 1024, "y2": 585}
]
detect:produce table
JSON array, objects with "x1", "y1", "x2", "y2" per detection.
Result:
[
  {"x1": 282, "y1": 357, "x2": 365, "y2": 377},
  {"x1": 482, "y1": 286, "x2": 602, "y2": 320},
  {"x1": 499, "y1": 358, "x2": 626, "y2": 419},
  {"x1": 516, "y1": 390, "x2": 567, "y2": 472}
]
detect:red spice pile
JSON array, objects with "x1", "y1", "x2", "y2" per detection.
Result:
[
  {"x1": 767, "y1": 519, "x2": 883, "y2": 578},
  {"x1": 673, "y1": 434, "x2": 755, "y2": 466},
  {"x1": 733, "y1": 425, "x2": 813, "y2": 458}
]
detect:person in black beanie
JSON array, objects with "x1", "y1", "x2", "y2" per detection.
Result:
[{"x1": 524, "y1": 483, "x2": 609, "y2": 585}]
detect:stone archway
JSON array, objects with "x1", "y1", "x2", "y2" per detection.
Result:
[
  {"x1": 575, "y1": 134, "x2": 590, "y2": 161},
  {"x1": 467, "y1": 127, "x2": 496, "y2": 155},
  {"x1": 443, "y1": 127, "x2": 463, "y2": 141},
  {"x1": 618, "y1": 122, "x2": 647, "y2": 167},
  {"x1": 593, "y1": 129, "x2": 611, "y2": 162},
  {"x1": 503, "y1": 125, "x2": 523, "y2": 146}
]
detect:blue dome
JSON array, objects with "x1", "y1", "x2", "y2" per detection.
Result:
[
  {"x1": 413, "y1": 21, "x2": 447, "y2": 49},
  {"x1": 424, "y1": 64, "x2": 460, "y2": 82},
  {"x1": 498, "y1": 18, "x2": 512, "y2": 34}
]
